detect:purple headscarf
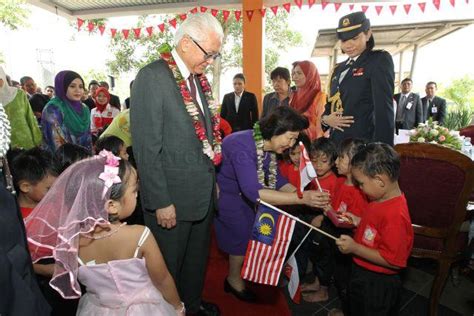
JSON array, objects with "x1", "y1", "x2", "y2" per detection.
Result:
[{"x1": 54, "y1": 70, "x2": 84, "y2": 113}]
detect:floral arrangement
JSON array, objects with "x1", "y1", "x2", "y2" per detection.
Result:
[
  {"x1": 253, "y1": 122, "x2": 277, "y2": 189},
  {"x1": 159, "y1": 43, "x2": 222, "y2": 165},
  {"x1": 409, "y1": 119, "x2": 463, "y2": 151}
]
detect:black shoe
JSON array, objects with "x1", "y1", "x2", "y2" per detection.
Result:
[
  {"x1": 193, "y1": 301, "x2": 220, "y2": 316},
  {"x1": 224, "y1": 278, "x2": 257, "y2": 302}
]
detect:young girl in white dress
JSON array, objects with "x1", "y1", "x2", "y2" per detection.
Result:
[{"x1": 25, "y1": 151, "x2": 185, "y2": 315}]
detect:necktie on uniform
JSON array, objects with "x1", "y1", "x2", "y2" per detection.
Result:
[{"x1": 338, "y1": 59, "x2": 355, "y2": 84}]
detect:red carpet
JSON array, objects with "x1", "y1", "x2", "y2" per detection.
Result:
[{"x1": 202, "y1": 227, "x2": 291, "y2": 316}]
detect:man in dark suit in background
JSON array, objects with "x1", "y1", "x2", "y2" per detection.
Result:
[
  {"x1": 394, "y1": 78, "x2": 423, "y2": 131},
  {"x1": 422, "y1": 81, "x2": 447, "y2": 125},
  {"x1": 220, "y1": 73, "x2": 258, "y2": 132},
  {"x1": 131, "y1": 13, "x2": 223, "y2": 316}
]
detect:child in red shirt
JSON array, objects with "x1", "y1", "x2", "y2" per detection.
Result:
[
  {"x1": 299, "y1": 137, "x2": 338, "y2": 292},
  {"x1": 278, "y1": 132, "x2": 311, "y2": 188},
  {"x1": 336, "y1": 143, "x2": 413, "y2": 316},
  {"x1": 303, "y1": 138, "x2": 368, "y2": 303}
]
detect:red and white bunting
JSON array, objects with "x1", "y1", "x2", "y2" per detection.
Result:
[
  {"x1": 418, "y1": 2, "x2": 427, "y2": 12},
  {"x1": 349, "y1": 4, "x2": 355, "y2": 11},
  {"x1": 87, "y1": 21, "x2": 94, "y2": 32},
  {"x1": 308, "y1": 0, "x2": 316, "y2": 9},
  {"x1": 375, "y1": 5, "x2": 383, "y2": 15},
  {"x1": 122, "y1": 29, "x2": 129, "y2": 39},
  {"x1": 200, "y1": 6, "x2": 208, "y2": 13},
  {"x1": 146, "y1": 26, "x2": 153, "y2": 37},
  {"x1": 449, "y1": 0, "x2": 456, "y2": 7},
  {"x1": 433, "y1": 0, "x2": 441, "y2": 10},
  {"x1": 234, "y1": 10, "x2": 241, "y2": 21},
  {"x1": 77, "y1": 18, "x2": 84, "y2": 30},
  {"x1": 270, "y1": 5, "x2": 279, "y2": 15},
  {"x1": 404, "y1": 3, "x2": 412, "y2": 14},
  {"x1": 110, "y1": 28, "x2": 117, "y2": 38},
  {"x1": 259, "y1": 8, "x2": 267, "y2": 17},
  {"x1": 246, "y1": 10, "x2": 254, "y2": 21},
  {"x1": 222, "y1": 10, "x2": 230, "y2": 22},
  {"x1": 179, "y1": 13, "x2": 187, "y2": 21},
  {"x1": 361, "y1": 5, "x2": 369, "y2": 12},
  {"x1": 321, "y1": 1, "x2": 329, "y2": 10},
  {"x1": 334, "y1": 3, "x2": 342, "y2": 12},
  {"x1": 98, "y1": 25, "x2": 106, "y2": 35},
  {"x1": 190, "y1": 7, "x2": 198, "y2": 14},
  {"x1": 169, "y1": 18, "x2": 177, "y2": 28},
  {"x1": 158, "y1": 23, "x2": 165, "y2": 33},
  {"x1": 283, "y1": 2, "x2": 291, "y2": 13},
  {"x1": 133, "y1": 28, "x2": 141, "y2": 39},
  {"x1": 211, "y1": 9, "x2": 219, "y2": 17},
  {"x1": 294, "y1": 0, "x2": 303, "y2": 9},
  {"x1": 389, "y1": 5, "x2": 397, "y2": 15}
]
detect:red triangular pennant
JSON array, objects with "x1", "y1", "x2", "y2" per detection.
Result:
[
  {"x1": 361, "y1": 5, "x2": 369, "y2": 13},
  {"x1": 158, "y1": 23, "x2": 165, "y2": 33},
  {"x1": 271, "y1": 5, "x2": 279, "y2": 15},
  {"x1": 375, "y1": 5, "x2": 383, "y2": 15},
  {"x1": 110, "y1": 28, "x2": 117, "y2": 38},
  {"x1": 449, "y1": 0, "x2": 456, "y2": 7},
  {"x1": 404, "y1": 3, "x2": 412, "y2": 14},
  {"x1": 146, "y1": 26, "x2": 153, "y2": 37},
  {"x1": 334, "y1": 3, "x2": 342, "y2": 12},
  {"x1": 200, "y1": 6, "x2": 208, "y2": 13},
  {"x1": 87, "y1": 21, "x2": 94, "y2": 32},
  {"x1": 389, "y1": 5, "x2": 397, "y2": 14},
  {"x1": 98, "y1": 25, "x2": 106, "y2": 35},
  {"x1": 283, "y1": 2, "x2": 291, "y2": 13},
  {"x1": 234, "y1": 10, "x2": 241, "y2": 21},
  {"x1": 190, "y1": 7, "x2": 198, "y2": 14},
  {"x1": 169, "y1": 18, "x2": 177, "y2": 28},
  {"x1": 222, "y1": 10, "x2": 230, "y2": 22},
  {"x1": 211, "y1": 9, "x2": 219, "y2": 17},
  {"x1": 133, "y1": 28, "x2": 141, "y2": 39},
  {"x1": 433, "y1": 0, "x2": 441, "y2": 10},
  {"x1": 294, "y1": 0, "x2": 303, "y2": 9},
  {"x1": 259, "y1": 8, "x2": 267, "y2": 16},
  {"x1": 349, "y1": 4, "x2": 355, "y2": 11},
  {"x1": 308, "y1": 0, "x2": 316, "y2": 9},
  {"x1": 321, "y1": 1, "x2": 329, "y2": 10},
  {"x1": 122, "y1": 29, "x2": 130, "y2": 39},
  {"x1": 179, "y1": 13, "x2": 187, "y2": 21},
  {"x1": 77, "y1": 18, "x2": 84, "y2": 30},
  {"x1": 418, "y1": 2, "x2": 426, "y2": 12},
  {"x1": 246, "y1": 10, "x2": 254, "y2": 21}
]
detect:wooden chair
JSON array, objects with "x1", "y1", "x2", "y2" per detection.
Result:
[
  {"x1": 395, "y1": 143, "x2": 474, "y2": 316},
  {"x1": 459, "y1": 125, "x2": 474, "y2": 144}
]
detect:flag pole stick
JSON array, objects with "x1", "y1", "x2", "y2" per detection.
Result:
[
  {"x1": 287, "y1": 228, "x2": 312, "y2": 263},
  {"x1": 259, "y1": 200, "x2": 337, "y2": 241}
]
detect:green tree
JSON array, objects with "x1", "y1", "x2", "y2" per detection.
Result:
[
  {"x1": 106, "y1": 11, "x2": 302, "y2": 99},
  {"x1": 440, "y1": 76, "x2": 474, "y2": 129},
  {"x1": 0, "y1": 0, "x2": 29, "y2": 30},
  {"x1": 82, "y1": 69, "x2": 108, "y2": 89}
]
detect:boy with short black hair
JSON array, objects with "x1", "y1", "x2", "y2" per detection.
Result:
[
  {"x1": 11, "y1": 147, "x2": 59, "y2": 218},
  {"x1": 336, "y1": 143, "x2": 413, "y2": 316}
]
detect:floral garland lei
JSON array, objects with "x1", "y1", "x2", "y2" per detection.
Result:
[
  {"x1": 253, "y1": 122, "x2": 277, "y2": 189},
  {"x1": 159, "y1": 43, "x2": 222, "y2": 165}
]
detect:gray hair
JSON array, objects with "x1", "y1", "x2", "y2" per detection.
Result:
[{"x1": 174, "y1": 13, "x2": 224, "y2": 46}]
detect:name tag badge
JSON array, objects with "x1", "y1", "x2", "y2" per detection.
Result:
[
  {"x1": 431, "y1": 106, "x2": 438, "y2": 113},
  {"x1": 406, "y1": 102, "x2": 413, "y2": 110}
]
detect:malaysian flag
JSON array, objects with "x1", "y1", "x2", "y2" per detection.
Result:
[{"x1": 241, "y1": 203, "x2": 296, "y2": 286}]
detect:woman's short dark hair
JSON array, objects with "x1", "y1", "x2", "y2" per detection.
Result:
[
  {"x1": 270, "y1": 67, "x2": 291, "y2": 82},
  {"x1": 351, "y1": 143, "x2": 400, "y2": 181},
  {"x1": 233, "y1": 73, "x2": 245, "y2": 82},
  {"x1": 260, "y1": 106, "x2": 309, "y2": 140},
  {"x1": 310, "y1": 138, "x2": 338, "y2": 165}
]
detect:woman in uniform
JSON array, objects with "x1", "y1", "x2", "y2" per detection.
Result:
[{"x1": 321, "y1": 12, "x2": 395, "y2": 146}]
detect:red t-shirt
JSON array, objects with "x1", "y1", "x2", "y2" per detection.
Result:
[
  {"x1": 331, "y1": 177, "x2": 368, "y2": 217},
  {"x1": 353, "y1": 194, "x2": 414, "y2": 275},
  {"x1": 20, "y1": 206, "x2": 34, "y2": 218},
  {"x1": 278, "y1": 161, "x2": 300, "y2": 188},
  {"x1": 308, "y1": 172, "x2": 338, "y2": 195}
]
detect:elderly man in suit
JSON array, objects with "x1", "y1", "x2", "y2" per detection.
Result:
[
  {"x1": 131, "y1": 13, "x2": 223, "y2": 316},
  {"x1": 422, "y1": 81, "x2": 447, "y2": 125},
  {"x1": 220, "y1": 73, "x2": 258, "y2": 132},
  {"x1": 394, "y1": 78, "x2": 423, "y2": 131}
]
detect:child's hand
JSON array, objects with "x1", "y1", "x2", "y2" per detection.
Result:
[
  {"x1": 336, "y1": 234, "x2": 357, "y2": 254},
  {"x1": 323, "y1": 204, "x2": 332, "y2": 216},
  {"x1": 311, "y1": 215, "x2": 324, "y2": 228},
  {"x1": 344, "y1": 212, "x2": 361, "y2": 226}
]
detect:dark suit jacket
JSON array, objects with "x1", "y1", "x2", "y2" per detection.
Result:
[
  {"x1": 109, "y1": 93, "x2": 121, "y2": 110},
  {"x1": 220, "y1": 91, "x2": 258, "y2": 132},
  {"x1": 393, "y1": 92, "x2": 423, "y2": 129},
  {"x1": 130, "y1": 59, "x2": 215, "y2": 221},
  {"x1": 0, "y1": 182, "x2": 50, "y2": 316},
  {"x1": 324, "y1": 49, "x2": 395, "y2": 145},
  {"x1": 422, "y1": 96, "x2": 447, "y2": 125}
]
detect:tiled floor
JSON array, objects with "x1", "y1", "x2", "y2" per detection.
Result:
[{"x1": 286, "y1": 258, "x2": 474, "y2": 316}]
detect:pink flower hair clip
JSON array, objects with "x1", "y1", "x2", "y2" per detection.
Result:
[{"x1": 98, "y1": 150, "x2": 122, "y2": 198}]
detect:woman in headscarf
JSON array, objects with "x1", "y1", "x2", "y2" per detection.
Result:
[
  {"x1": 90, "y1": 87, "x2": 120, "y2": 137},
  {"x1": 0, "y1": 66, "x2": 42, "y2": 149},
  {"x1": 290, "y1": 61, "x2": 327, "y2": 141},
  {"x1": 41, "y1": 71, "x2": 92, "y2": 153}
]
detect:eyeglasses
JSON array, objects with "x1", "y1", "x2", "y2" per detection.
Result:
[{"x1": 190, "y1": 37, "x2": 221, "y2": 61}]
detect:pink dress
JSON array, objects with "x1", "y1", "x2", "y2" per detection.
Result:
[{"x1": 76, "y1": 227, "x2": 176, "y2": 315}]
